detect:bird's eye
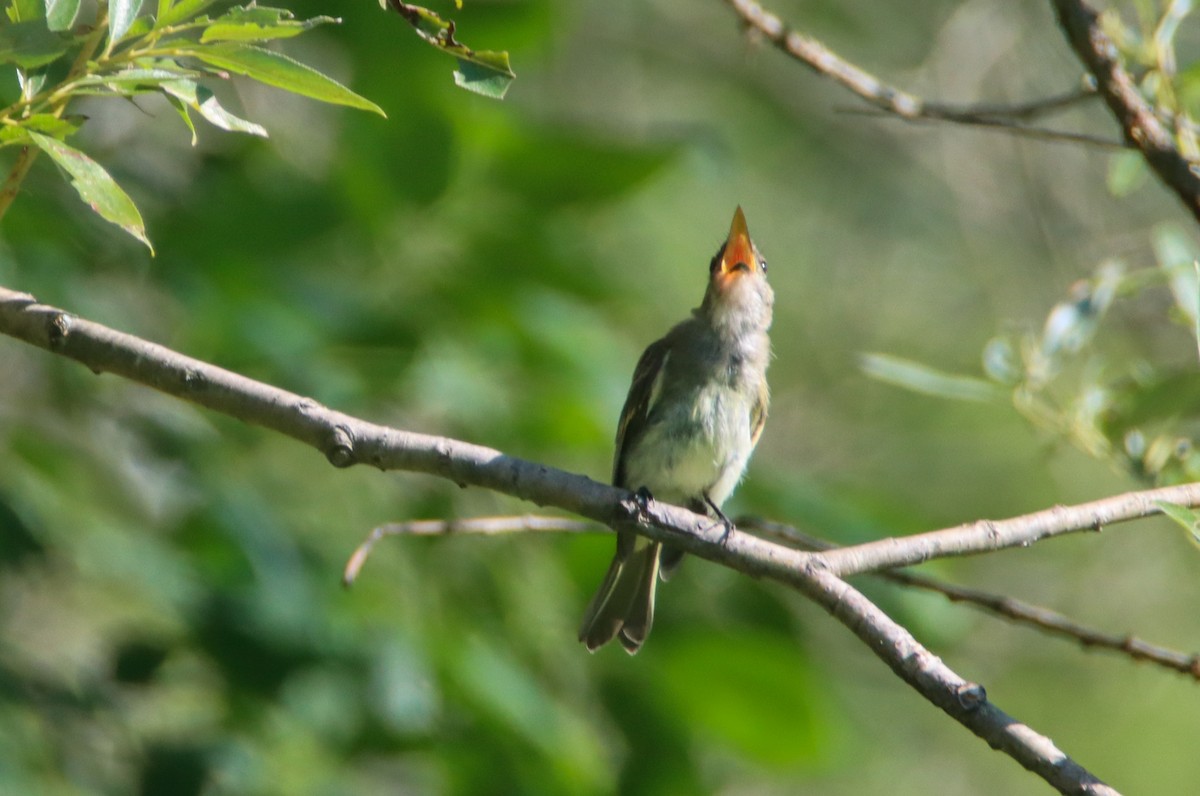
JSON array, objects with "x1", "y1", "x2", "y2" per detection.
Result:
[
  {"x1": 710, "y1": 243, "x2": 727, "y2": 275},
  {"x1": 759, "y1": 257, "x2": 768, "y2": 274}
]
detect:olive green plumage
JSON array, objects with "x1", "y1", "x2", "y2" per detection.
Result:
[{"x1": 579, "y1": 207, "x2": 774, "y2": 654}]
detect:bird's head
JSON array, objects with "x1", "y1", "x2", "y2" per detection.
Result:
[{"x1": 702, "y1": 206, "x2": 774, "y2": 333}]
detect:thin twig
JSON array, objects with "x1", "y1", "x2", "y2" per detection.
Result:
[
  {"x1": 723, "y1": 0, "x2": 1123, "y2": 149},
  {"x1": 343, "y1": 515, "x2": 596, "y2": 584},
  {"x1": 0, "y1": 286, "x2": 1122, "y2": 791},
  {"x1": 841, "y1": 106, "x2": 1126, "y2": 150},
  {"x1": 0, "y1": 146, "x2": 39, "y2": 221},
  {"x1": 747, "y1": 518, "x2": 1200, "y2": 680},
  {"x1": 922, "y1": 84, "x2": 1099, "y2": 122}
]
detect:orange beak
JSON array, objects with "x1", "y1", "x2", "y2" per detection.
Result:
[{"x1": 716, "y1": 206, "x2": 759, "y2": 280}]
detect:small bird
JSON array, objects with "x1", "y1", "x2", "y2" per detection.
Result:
[{"x1": 579, "y1": 206, "x2": 774, "y2": 654}]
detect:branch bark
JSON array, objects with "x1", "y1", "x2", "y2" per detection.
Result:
[
  {"x1": 817, "y1": 483, "x2": 1200, "y2": 576},
  {"x1": 1051, "y1": 0, "x2": 1200, "y2": 224},
  {"x1": 0, "y1": 285, "x2": 1126, "y2": 793}
]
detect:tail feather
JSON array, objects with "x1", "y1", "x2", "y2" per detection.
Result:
[
  {"x1": 658, "y1": 544, "x2": 684, "y2": 581},
  {"x1": 579, "y1": 539, "x2": 661, "y2": 654}
]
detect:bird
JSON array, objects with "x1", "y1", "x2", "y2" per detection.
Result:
[{"x1": 578, "y1": 206, "x2": 774, "y2": 654}]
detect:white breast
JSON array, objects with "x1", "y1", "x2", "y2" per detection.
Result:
[{"x1": 621, "y1": 383, "x2": 755, "y2": 508}]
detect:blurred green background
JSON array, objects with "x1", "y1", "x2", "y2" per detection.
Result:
[{"x1": 3, "y1": 0, "x2": 1200, "y2": 793}]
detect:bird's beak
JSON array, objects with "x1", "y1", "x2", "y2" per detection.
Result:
[{"x1": 716, "y1": 206, "x2": 759, "y2": 280}]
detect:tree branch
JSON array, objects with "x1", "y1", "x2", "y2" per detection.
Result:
[
  {"x1": 817, "y1": 484, "x2": 1200, "y2": 576},
  {"x1": 1051, "y1": 0, "x2": 1200, "y2": 224},
  {"x1": 0, "y1": 285, "x2": 1123, "y2": 792},
  {"x1": 722, "y1": 0, "x2": 1122, "y2": 149},
  {"x1": 748, "y1": 518, "x2": 1200, "y2": 680}
]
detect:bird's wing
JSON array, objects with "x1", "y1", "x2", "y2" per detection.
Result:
[
  {"x1": 612, "y1": 336, "x2": 672, "y2": 487},
  {"x1": 749, "y1": 376, "x2": 769, "y2": 450}
]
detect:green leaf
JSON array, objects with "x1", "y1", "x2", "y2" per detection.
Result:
[
  {"x1": 6, "y1": 0, "x2": 41, "y2": 22},
  {"x1": 28, "y1": 131, "x2": 152, "y2": 252},
  {"x1": 1154, "y1": 501, "x2": 1200, "y2": 548},
  {"x1": 0, "y1": 127, "x2": 30, "y2": 146},
  {"x1": 119, "y1": 14, "x2": 153, "y2": 40},
  {"x1": 184, "y1": 43, "x2": 385, "y2": 116},
  {"x1": 75, "y1": 66, "x2": 197, "y2": 90},
  {"x1": 860, "y1": 353, "x2": 1003, "y2": 403},
  {"x1": 0, "y1": 19, "x2": 71, "y2": 67},
  {"x1": 17, "y1": 66, "x2": 47, "y2": 97},
  {"x1": 159, "y1": 79, "x2": 267, "y2": 137},
  {"x1": 454, "y1": 55, "x2": 513, "y2": 99},
  {"x1": 107, "y1": 0, "x2": 144, "y2": 50},
  {"x1": 155, "y1": 0, "x2": 218, "y2": 28},
  {"x1": 200, "y1": 6, "x2": 338, "y2": 43},
  {"x1": 68, "y1": 62, "x2": 204, "y2": 98},
  {"x1": 44, "y1": 0, "x2": 79, "y2": 31},
  {"x1": 162, "y1": 92, "x2": 197, "y2": 144},
  {"x1": 386, "y1": 2, "x2": 514, "y2": 99},
  {"x1": 0, "y1": 112, "x2": 79, "y2": 143}
]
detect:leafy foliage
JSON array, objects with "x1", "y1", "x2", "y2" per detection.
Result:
[
  {"x1": 0, "y1": 0, "x2": 402, "y2": 250},
  {"x1": 865, "y1": 246, "x2": 1200, "y2": 484}
]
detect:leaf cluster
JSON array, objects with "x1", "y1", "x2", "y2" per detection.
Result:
[
  {"x1": 0, "y1": 0, "x2": 383, "y2": 250},
  {"x1": 866, "y1": 226, "x2": 1200, "y2": 521}
]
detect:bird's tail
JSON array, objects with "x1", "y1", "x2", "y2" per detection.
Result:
[{"x1": 578, "y1": 538, "x2": 661, "y2": 654}]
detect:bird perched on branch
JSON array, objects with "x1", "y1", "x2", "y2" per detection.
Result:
[{"x1": 579, "y1": 206, "x2": 774, "y2": 654}]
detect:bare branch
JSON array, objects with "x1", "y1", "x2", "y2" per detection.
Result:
[
  {"x1": 723, "y1": 0, "x2": 1122, "y2": 148},
  {"x1": 819, "y1": 485, "x2": 1200, "y2": 576},
  {"x1": 343, "y1": 514, "x2": 596, "y2": 584},
  {"x1": 749, "y1": 518, "x2": 1200, "y2": 680},
  {"x1": 0, "y1": 286, "x2": 1121, "y2": 791},
  {"x1": 841, "y1": 106, "x2": 1125, "y2": 150},
  {"x1": 1051, "y1": 0, "x2": 1200, "y2": 224},
  {"x1": 922, "y1": 85, "x2": 1099, "y2": 122},
  {"x1": 0, "y1": 145, "x2": 40, "y2": 222}
]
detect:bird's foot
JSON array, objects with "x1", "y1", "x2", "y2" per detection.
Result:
[
  {"x1": 704, "y1": 494, "x2": 736, "y2": 544},
  {"x1": 633, "y1": 486, "x2": 654, "y2": 521}
]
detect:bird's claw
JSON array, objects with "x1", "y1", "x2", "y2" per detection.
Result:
[
  {"x1": 633, "y1": 486, "x2": 654, "y2": 521},
  {"x1": 703, "y1": 493, "x2": 735, "y2": 544},
  {"x1": 716, "y1": 515, "x2": 735, "y2": 544}
]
